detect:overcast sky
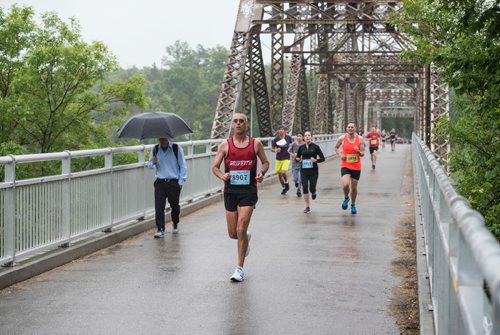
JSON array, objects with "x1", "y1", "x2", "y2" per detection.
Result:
[{"x1": 1, "y1": 0, "x2": 241, "y2": 68}]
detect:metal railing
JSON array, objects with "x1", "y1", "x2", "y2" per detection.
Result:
[
  {"x1": 0, "y1": 135, "x2": 339, "y2": 266},
  {"x1": 412, "y1": 133, "x2": 500, "y2": 335}
]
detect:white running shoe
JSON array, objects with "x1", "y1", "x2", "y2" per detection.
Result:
[
  {"x1": 172, "y1": 222, "x2": 179, "y2": 234},
  {"x1": 245, "y1": 231, "x2": 252, "y2": 257},
  {"x1": 230, "y1": 266, "x2": 244, "y2": 282},
  {"x1": 154, "y1": 230, "x2": 165, "y2": 238}
]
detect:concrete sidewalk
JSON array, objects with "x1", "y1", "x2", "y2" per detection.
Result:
[{"x1": 0, "y1": 144, "x2": 412, "y2": 334}]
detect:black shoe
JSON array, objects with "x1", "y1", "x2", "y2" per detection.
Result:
[
  {"x1": 284, "y1": 183, "x2": 290, "y2": 192},
  {"x1": 312, "y1": 193, "x2": 317, "y2": 200},
  {"x1": 294, "y1": 182, "x2": 299, "y2": 188},
  {"x1": 297, "y1": 191, "x2": 302, "y2": 197},
  {"x1": 372, "y1": 164, "x2": 375, "y2": 170},
  {"x1": 281, "y1": 188, "x2": 287, "y2": 195}
]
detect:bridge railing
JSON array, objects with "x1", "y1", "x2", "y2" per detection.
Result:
[
  {"x1": 412, "y1": 133, "x2": 500, "y2": 335},
  {"x1": 0, "y1": 134, "x2": 339, "y2": 266}
]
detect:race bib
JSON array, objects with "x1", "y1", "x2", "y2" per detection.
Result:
[
  {"x1": 346, "y1": 154, "x2": 359, "y2": 163},
  {"x1": 230, "y1": 170, "x2": 250, "y2": 185},
  {"x1": 370, "y1": 139, "x2": 377, "y2": 145},
  {"x1": 302, "y1": 159, "x2": 313, "y2": 169}
]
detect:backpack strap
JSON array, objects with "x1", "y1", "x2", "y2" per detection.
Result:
[{"x1": 154, "y1": 143, "x2": 181, "y2": 172}]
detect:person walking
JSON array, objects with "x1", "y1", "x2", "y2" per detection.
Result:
[
  {"x1": 295, "y1": 131, "x2": 325, "y2": 214},
  {"x1": 147, "y1": 137, "x2": 187, "y2": 237},
  {"x1": 381, "y1": 129, "x2": 387, "y2": 149},
  {"x1": 271, "y1": 125, "x2": 293, "y2": 195},
  {"x1": 389, "y1": 128, "x2": 397, "y2": 152},
  {"x1": 365, "y1": 126, "x2": 381, "y2": 170},
  {"x1": 334, "y1": 123, "x2": 365, "y2": 214},
  {"x1": 288, "y1": 131, "x2": 304, "y2": 197},
  {"x1": 211, "y1": 113, "x2": 269, "y2": 282}
]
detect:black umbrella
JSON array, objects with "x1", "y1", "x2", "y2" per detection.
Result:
[{"x1": 117, "y1": 112, "x2": 193, "y2": 140}]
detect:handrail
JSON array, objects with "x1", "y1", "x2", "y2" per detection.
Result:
[
  {"x1": 0, "y1": 134, "x2": 340, "y2": 266},
  {"x1": 412, "y1": 133, "x2": 500, "y2": 335}
]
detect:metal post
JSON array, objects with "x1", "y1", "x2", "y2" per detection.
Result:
[
  {"x1": 103, "y1": 149, "x2": 113, "y2": 232},
  {"x1": 138, "y1": 145, "x2": 146, "y2": 220},
  {"x1": 60, "y1": 151, "x2": 71, "y2": 247},
  {"x1": 2, "y1": 156, "x2": 16, "y2": 266}
]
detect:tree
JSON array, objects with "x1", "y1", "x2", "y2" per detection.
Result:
[
  {"x1": 0, "y1": 5, "x2": 149, "y2": 155},
  {"x1": 394, "y1": 0, "x2": 500, "y2": 238}
]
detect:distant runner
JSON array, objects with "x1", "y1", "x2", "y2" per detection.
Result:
[
  {"x1": 365, "y1": 127, "x2": 381, "y2": 170},
  {"x1": 271, "y1": 125, "x2": 293, "y2": 195},
  {"x1": 381, "y1": 129, "x2": 387, "y2": 149},
  {"x1": 389, "y1": 128, "x2": 397, "y2": 152},
  {"x1": 334, "y1": 123, "x2": 365, "y2": 214},
  {"x1": 295, "y1": 131, "x2": 325, "y2": 214},
  {"x1": 288, "y1": 131, "x2": 304, "y2": 197}
]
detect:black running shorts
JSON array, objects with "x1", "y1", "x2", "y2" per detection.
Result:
[
  {"x1": 341, "y1": 167, "x2": 361, "y2": 180},
  {"x1": 369, "y1": 146, "x2": 379, "y2": 154},
  {"x1": 224, "y1": 192, "x2": 258, "y2": 212}
]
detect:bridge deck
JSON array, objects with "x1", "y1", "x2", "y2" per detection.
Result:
[{"x1": 0, "y1": 144, "x2": 413, "y2": 334}]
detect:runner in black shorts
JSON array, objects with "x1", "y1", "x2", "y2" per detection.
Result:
[
  {"x1": 212, "y1": 113, "x2": 269, "y2": 282},
  {"x1": 341, "y1": 167, "x2": 361, "y2": 181}
]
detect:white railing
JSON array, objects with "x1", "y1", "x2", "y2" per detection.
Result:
[
  {"x1": 0, "y1": 135, "x2": 339, "y2": 266},
  {"x1": 412, "y1": 133, "x2": 500, "y2": 335}
]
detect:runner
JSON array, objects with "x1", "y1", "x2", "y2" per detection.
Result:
[
  {"x1": 295, "y1": 131, "x2": 325, "y2": 214},
  {"x1": 365, "y1": 126, "x2": 381, "y2": 170},
  {"x1": 271, "y1": 125, "x2": 293, "y2": 195},
  {"x1": 288, "y1": 131, "x2": 304, "y2": 197},
  {"x1": 334, "y1": 123, "x2": 365, "y2": 214},
  {"x1": 381, "y1": 129, "x2": 387, "y2": 149},
  {"x1": 211, "y1": 113, "x2": 269, "y2": 282},
  {"x1": 389, "y1": 128, "x2": 397, "y2": 152}
]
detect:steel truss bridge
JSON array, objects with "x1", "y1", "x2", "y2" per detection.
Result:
[{"x1": 210, "y1": 0, "x2": 450, "y2": 165}]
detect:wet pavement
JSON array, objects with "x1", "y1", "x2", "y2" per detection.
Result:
[{"x1": 0, "y1": 144, "x2": 411, "y2": 334}]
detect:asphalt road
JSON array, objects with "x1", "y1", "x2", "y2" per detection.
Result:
[{"x1": 0, "y1": 143, "x2": 411, "y2": 335}]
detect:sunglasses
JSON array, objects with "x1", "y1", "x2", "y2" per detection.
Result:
[{"x1": 232, "y1": 118, "x2": 246, "y2": 124}]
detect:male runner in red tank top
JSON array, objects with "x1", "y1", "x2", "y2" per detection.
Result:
[
  {"x1": 334, "y1": 122, "x2": 366, "y2": 214},
  {"x1": 212, "y1": 113, "x2": 269, "y2": 282}
]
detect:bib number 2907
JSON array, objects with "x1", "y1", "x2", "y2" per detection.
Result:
[{"x1": 230, "y1": 170, "x2": 250, "y2": 185}]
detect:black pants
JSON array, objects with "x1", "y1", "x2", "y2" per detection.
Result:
[
  {"x1": 154, "y1": 179, "x2": 181, "y2": 230},
  {"x1": 301, "y1": 171, "x2": 319, "y2": 194}
]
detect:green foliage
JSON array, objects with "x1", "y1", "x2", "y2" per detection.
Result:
[
  {"x1": 110, "y1": 41, "x2": 229, "y2": 141},
  {"x1": 396, "y1": 0, "x2": 500, "y2": 238},
  {"x1": 0, "y1": 5, "x2": 149, "y2": 155}
]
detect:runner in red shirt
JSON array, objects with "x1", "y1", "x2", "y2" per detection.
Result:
[
  {"x1": 365, "y1": 127, "x2": 381, "y2": 170},
  {"x1": 334, "y1": 122, "x2": 366, "y2": 214},
  {"x1": 212, "y1": 113, "x2": 269, "y2": 282}
]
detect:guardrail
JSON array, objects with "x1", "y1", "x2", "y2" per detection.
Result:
[
  {"x1": 0, "y1": 134, "x2": 339, "y2": 266},
  {"x1": 412, "y1": 133, "x2": 500, "y2": 334}
]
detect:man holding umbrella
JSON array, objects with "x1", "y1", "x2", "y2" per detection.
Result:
[
  {"x1": 147, "y1": 137, "x2": 187, "y2": 237},
  {"x1": 117, "y1": 112, "x2": 192, "y2": 238}
]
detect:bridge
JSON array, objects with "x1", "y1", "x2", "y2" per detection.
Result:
[{"x1": 1, "y1": 1, "x2": 499, "y2": 334}]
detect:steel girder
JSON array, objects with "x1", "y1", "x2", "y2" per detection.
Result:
[
  {"x1": 314, "y1": 74, "x2": 330, "y2": 134},
  {"x1": 270, "y1": 26, "x2": 285, "y2": 129},
  {"x1": 211, "y1": 31, "x2": 250, "y2": 139},
  {"x1": 212, "y1": 0, "x2": 449, "y2": 164},
  {"x1": 249, "y1": 32, "x2": 273, "y2": 136},
  {"x1": 430, "y1": 71, "x2": 450, "y2": 167},
  {"x1": 282, "y1": 41, "x2": 305, "y2": 133}
]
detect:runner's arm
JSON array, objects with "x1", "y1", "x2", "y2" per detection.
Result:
[
  {"x1": 254, "y1": 139, "x2": 269, "y2": 183},
  {"x1": 315, "y1": 145, "x2": 325, "y2": 163},
  {"x1": 211, "y1": 141, "x2": 230, "y2": 182},
  {"x1": 335, "y1": 135, "x2": 344, "y2": 159}
]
